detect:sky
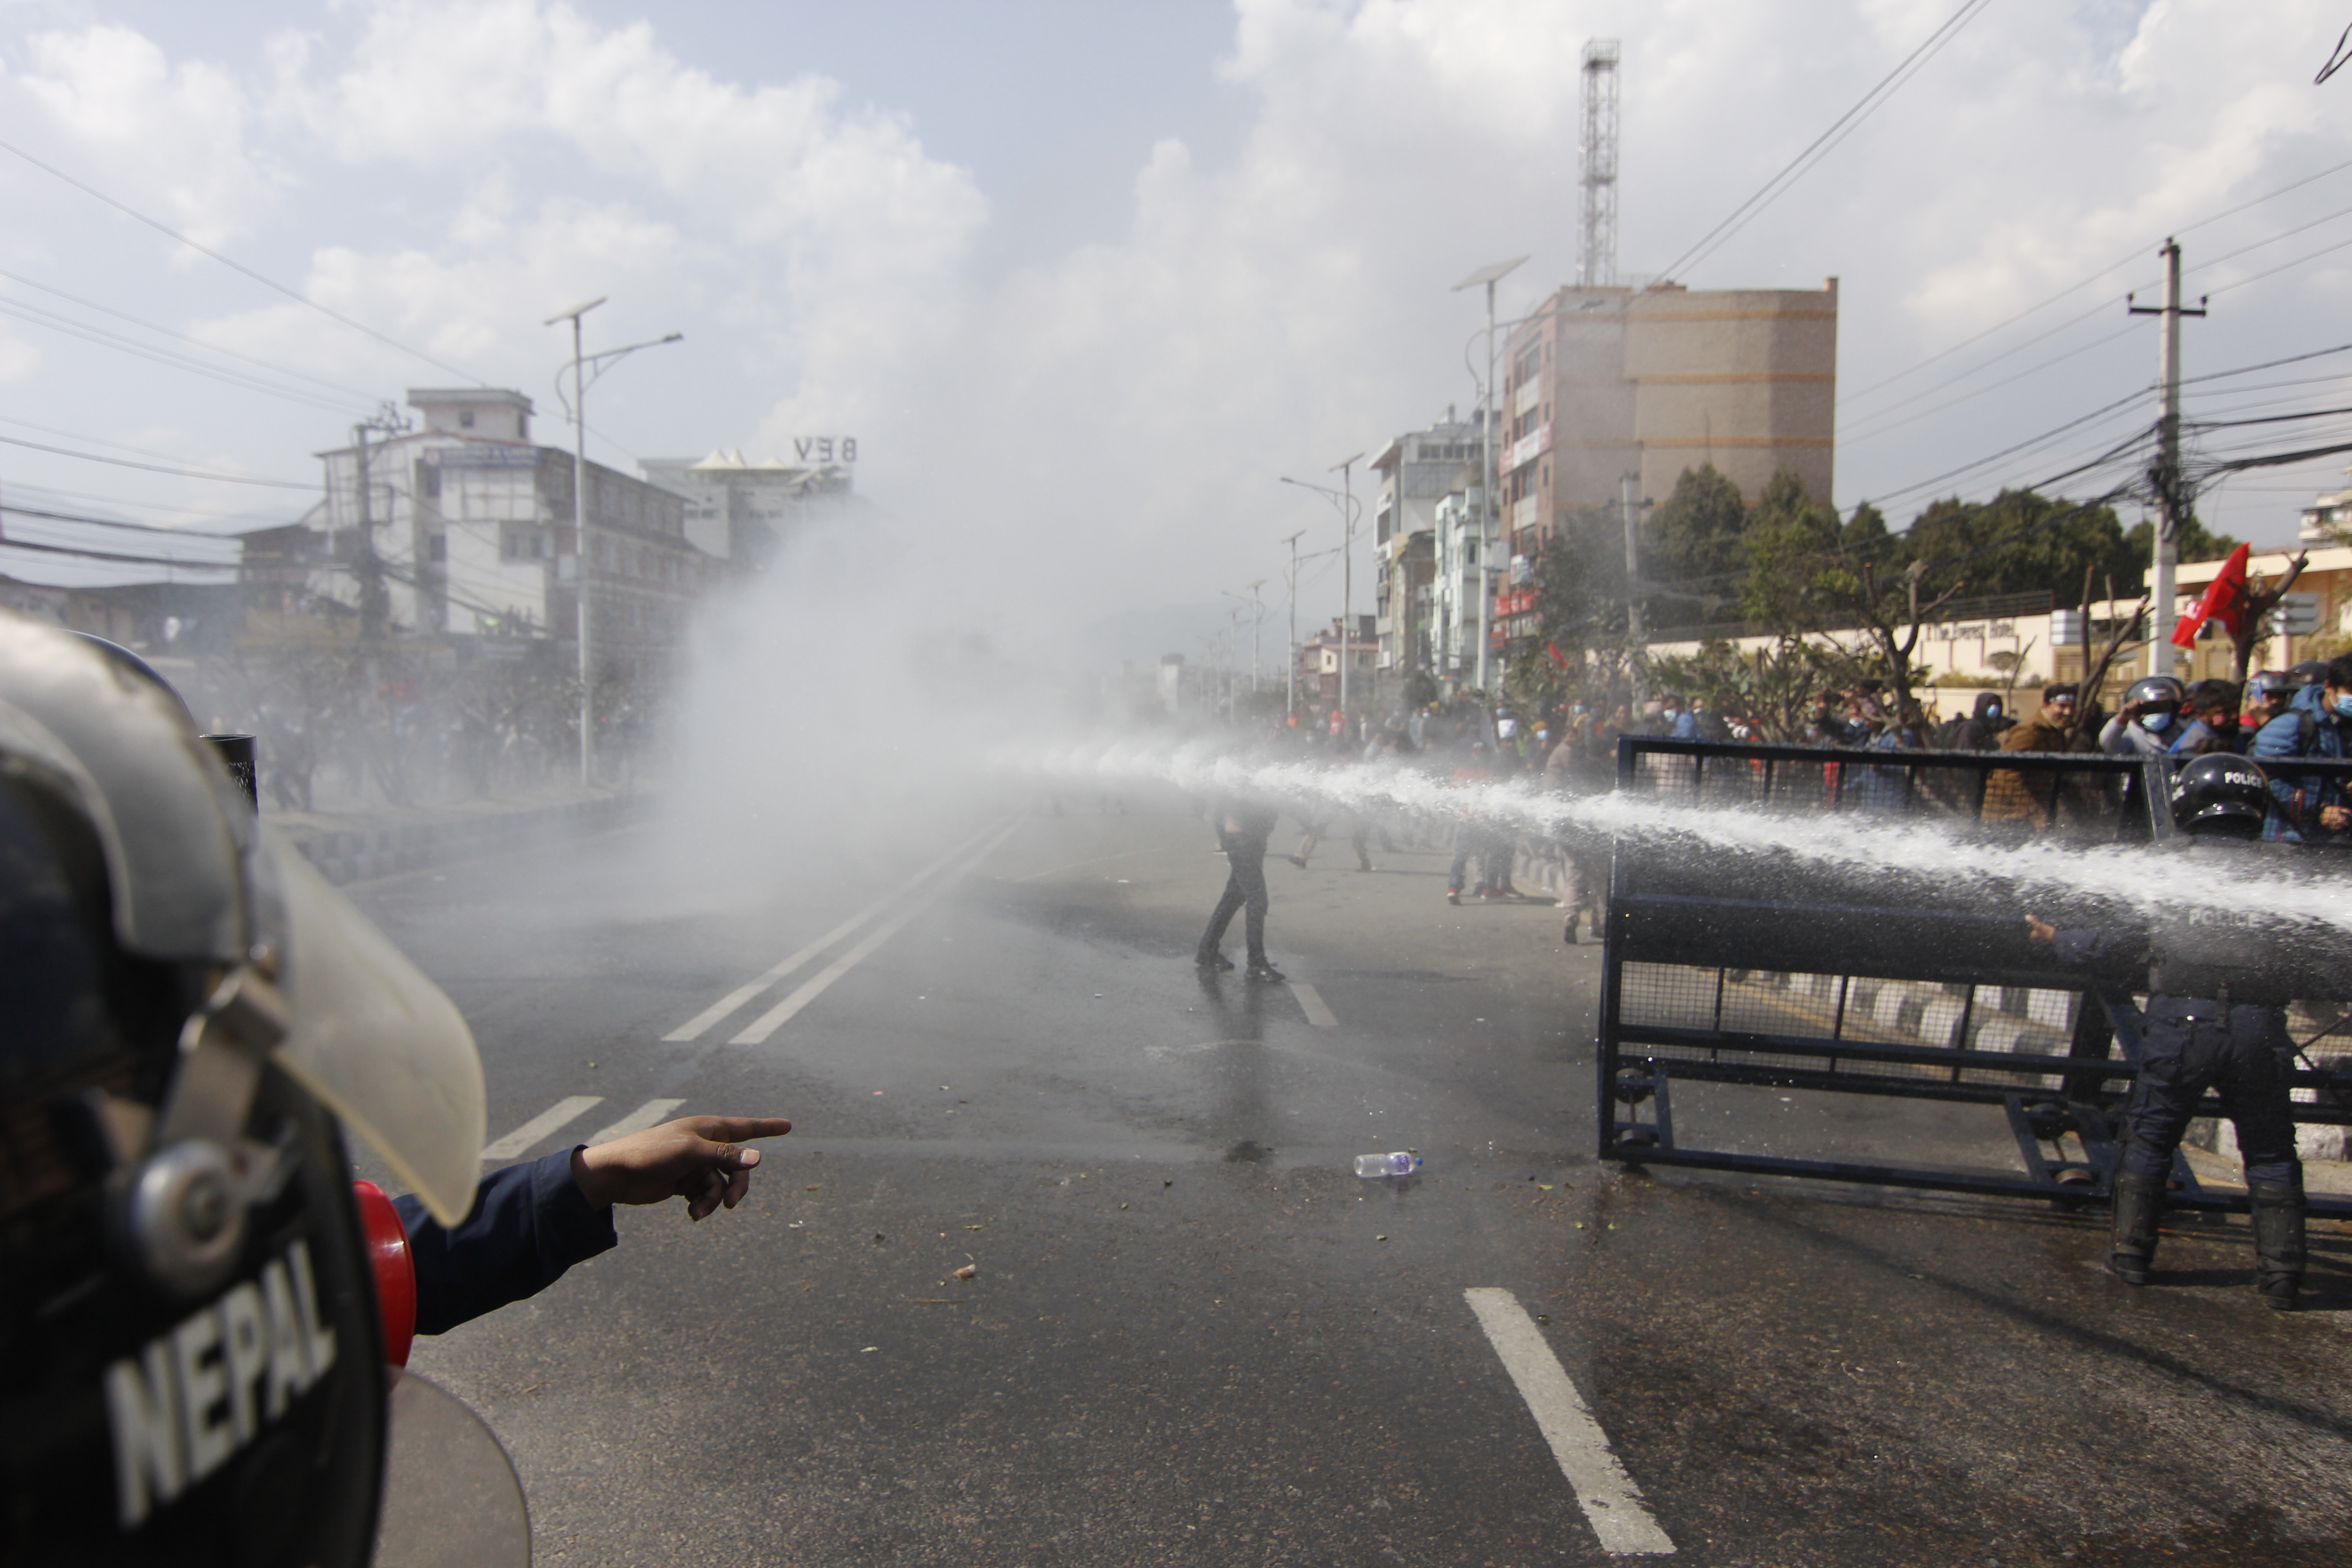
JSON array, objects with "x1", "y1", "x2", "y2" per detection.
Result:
[{"x1": 5, "y1": 0, "x2": 2352, "y2": 666}]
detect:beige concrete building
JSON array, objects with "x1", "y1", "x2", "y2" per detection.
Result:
[{"x1": 1496, "y1": 280, "x2": 1839, "y2": 570}]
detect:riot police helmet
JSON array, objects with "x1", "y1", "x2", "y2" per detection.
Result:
[
  {"x1": 2290, "y1": 659, "x2": 2329, "y2": 686},
  {"x1": 2168, "y1": 753, "x2": 2270, "y2": 840},
  {"x1": 2251, "y1": 669, "x2": 2298, "y2": 698},
  {"x1": 2122, "y1": 675, "x2": 2185, "y2": 711},
  {"x1": 0, "y1": 611, "x2": 490, "y2": 1564}
]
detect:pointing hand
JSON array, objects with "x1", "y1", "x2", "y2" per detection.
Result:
[{"x1": 569, "y1": 1114, "x2": 794, "y2": 1220}]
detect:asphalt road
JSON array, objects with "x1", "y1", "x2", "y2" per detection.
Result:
[{"x1": 346, "y1": 794, "x2": 2352, "y2": 1567}]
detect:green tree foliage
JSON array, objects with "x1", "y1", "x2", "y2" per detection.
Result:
[
  {"x1": 1906, "y1": 490, "x2": 2137, "y2": 604},
  {"x1": 1534, "y1": 503, "x2": 1631, "y2": 679},
  {"x1": 1639, "y1": 463, "x2": 1748, "y2": 621}
]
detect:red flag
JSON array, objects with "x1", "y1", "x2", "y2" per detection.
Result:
[
  {"x1": 1546, "y1": 640, "x2": 1567, "y2": 670},
  {"x1": 2172, "y1": 542, "x2": 2250, "y2": 648}
]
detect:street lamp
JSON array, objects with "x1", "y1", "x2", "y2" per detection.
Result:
[
  {"x1": 1453, "y1": 256, "x2": 1525, "y2": 694},
  {"x1": 1223, "y1": 581, "x2": 1266, "y2": 698},
  {"x1": 546, "y1": 298, "x2": 682, "y2": 787},
  {"x1": 1280, "y1": 471, "x2": 1362, "y2": 728},
  {"x1": 1280, "y1": 529, "x2": 1306, "y2": 721}
]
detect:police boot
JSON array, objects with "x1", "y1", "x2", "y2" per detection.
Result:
[
  {"x1": 2248, "y1": 1178, "x2": 2306, "y2": 1313},
  {"x1": 2107, "y1": 1170, "x2": 2165, "y2": 1286}
]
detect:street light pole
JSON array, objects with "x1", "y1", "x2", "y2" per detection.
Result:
[
  {"x1": 1281, "y1": 530, "x2": 1305, "y2": 721},
  {"x1": 1332, "y1": 452, "x2": 1363, "y2": 729},
  {"x1": 545, "y1": 298, "x2": 682, "y2": 788},
  {"x1": 1223, "y1": 581, "x2": 1266, "y2": 699},
  {"x1": 1454, "y1": 256, "x2": 1526, "y2": 696}
]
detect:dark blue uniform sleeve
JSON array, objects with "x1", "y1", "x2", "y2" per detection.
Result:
[
  {"x1": 389, "y1": 1147, "x2": 619, "y2": 1335},
  {"x1": 2049, "y1": 922, "x2": 2149, "y2": 981}
]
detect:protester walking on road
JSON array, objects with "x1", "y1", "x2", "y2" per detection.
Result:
[{"x1": 1198, "y1": 792, "x2": 1285, "y2": 980}]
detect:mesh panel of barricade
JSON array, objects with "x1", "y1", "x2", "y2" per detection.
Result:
[{"x1": 1600, "y1": 738, "x2": 2352, "y2": 1208}]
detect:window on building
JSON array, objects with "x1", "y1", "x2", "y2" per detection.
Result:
[
  {"x1": 459, "y1": 409, "x2": 475, "y2": 429},
  {"x1": 426, "y1": 534, "x2": 446, "y2": 563}
]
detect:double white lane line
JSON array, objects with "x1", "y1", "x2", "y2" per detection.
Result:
[
  {"x1": 1465, "y1": 1288, "x2": 1676, "y2": 1556},
  {"x1": 662, "y1": 818, "x2": 1021, "y2": 1047}
]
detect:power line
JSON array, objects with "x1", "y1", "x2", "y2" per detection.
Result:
[
  {"x1": 0, "y1": 431, "x2": 315, "y2": 488},
  {"x1": 0, "y1": 266, "x2": 380, "y2": 402},
  {"x1": 0, "y1": 297, "x2": 363, "y2": 416},
  {"x1": 1839, "y1": 156, "x2": 2352, "y2": 410},
  {"x1": 0, "y1": 502, "x2": 238, "y2": 539},
  {"x1": 0, "y1": 134, "x2": 487, "y2": 387},
  {"x1": 2205, "y1": 226, "x2": 2352, "y2": 298},
  {"x1": 1839, "y1": 323, "x2": 2143, "y2": 446},
  {"x1": 0, "y1": 533, "x2": 236, "y2": 570},
  {"x1": 1864, "y1": 387, "x2": 2156, "y2": 509},
  {"x1": 1651, "y1": 0, "x2": 1991, "y2": 287}
]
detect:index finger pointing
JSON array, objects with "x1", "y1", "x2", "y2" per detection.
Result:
[{"x1": 677, "y1": 1115, "x2": 794, "y2": 1143}]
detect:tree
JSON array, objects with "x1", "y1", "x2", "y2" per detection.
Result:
[
  {"x1": 1534, "y1": 504, "x2": 1633, "y2": 694},
  {"x1": 1741, "y1": 480, "x2": 1956, "y2": 720},
  {"x1": 1640, "y1": 464, "x2": 1749, "y2": 622},
  {"x1": 1906, "y1": 489, "x2": 2139, "y2": 604}
]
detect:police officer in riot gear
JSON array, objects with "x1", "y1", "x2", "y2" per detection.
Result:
[
  {"x1": 2026, "y1": 754, "x2": 2308, "y2": 1312},
  {"x1": 2097, "y1": 674, "x2": 2186, "y2": 759},
  {"x1": 0, "y1": 613, "x2": 787, "y2": 1563}
]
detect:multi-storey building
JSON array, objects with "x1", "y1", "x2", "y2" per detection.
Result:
[
  {"x1": 1429, "y1": 479, "x2": 1494, "y2": 682},
  {"x1": 641, "y1": 444, "x2": 855, "y2": 565},
  {"x1": 1497, "y1": 278, "x2": 1839, "y2": 585},
  {"x1": 255, "y1": 389, "x2": 717, "y2": 686},
  {"x1": 1370, "y1": 412, "x2": 1486, "y2": 688}
]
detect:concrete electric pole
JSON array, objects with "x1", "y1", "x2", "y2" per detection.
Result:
[
  {"x1": 1622, "y1": 470, "x2": 1645, "y2": 703},
  {"x1": 1333, "y1": 451, "x2": 1362, "y2": 727},
  {"x1": 2128, "y1": 239, "x2": 2205, "y2": 672},
  {"x1": 1281, "y1": 529, "x2": 1306, "y2": 721},
  {"x1": 1454, "y1": 257, "x2": 1525, "y2": 695}
]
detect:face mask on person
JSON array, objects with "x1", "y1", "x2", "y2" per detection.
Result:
[
  {"x1": 2141, "y1": 711, "x2": 2173, "y2": 732},
  {"x1": 2335, "y1": 692, "x2": 2352, "y2": 719}
]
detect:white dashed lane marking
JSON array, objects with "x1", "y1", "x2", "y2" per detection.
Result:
[
  {"x1": 662, "y1": 822, "x2": 1008, "y2": 1042},
  {"x1": 1290, "y1": 981, "x2": 1339, "y2": 1028},
  {"x1": 480, "y1": 1096, "x2": 604, "y2": 1161},
  {"x1": 585, "y1": 1098, "x2": 686, "y2": 1144},
  {"x1": 730, "y1": 822, "x2": 1023, "y2": 1045},
  {"x1": 1464, "y1": 1287, "x2": 1676, "y2": 1557}
]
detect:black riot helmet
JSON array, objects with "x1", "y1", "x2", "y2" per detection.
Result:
[
  {"x1": 2169, "y1": 753, "x2": 2271, "y2": 840},
  {"x1": 2122, "y1": 675, "x2": 2185, "y2": 712},
  {"x1": 2291, "y1": 659, "x2": 2328, "y2": 686},
  {"x1": 2252, "y1": 669, "x2": 2299, "y2": 698},
  {"x1": 0, "y1": 611, "x2": 492, "y2": 1565}
]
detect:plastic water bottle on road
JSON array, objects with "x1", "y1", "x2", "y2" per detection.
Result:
[{"x1": 1353, "y1": 1152, "x2": 1421, "y2": 1178}]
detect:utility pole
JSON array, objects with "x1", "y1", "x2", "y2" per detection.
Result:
[
  {"x1": 1282, "y1": 529, "x2": 1306, "y2": 721},
  {"x1": 353, "y1": 419, "x2": 383, "y2": 651},
  {"x1": 350, "y1": 401, "x2": 408, "y2": 655},
  {"x1": 1454, "y1": 257, "x2": 1525, "y2": 695},
  {"x1": 546, "y1": 297, "x2": 682, "y2": 788},
  {"x1": 1224, "y1": 581, "x2": 1266, "y2": 696},
  {"x1": 549, "y1": 296, "x2": 605, "y2": 788},
  {"x1": 1621, "y1": 470, "x2": 1646, "y2": 702},
  {"x1": 2128, "y1": 239, "x2": 2205, "y2": 673},
  {"x1": 1333, "y1": 451, "x2": 1362, "y2": 726}
]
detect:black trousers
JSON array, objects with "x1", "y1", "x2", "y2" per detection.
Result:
[
  {"x1": 1200, "y1": 830, "x2": 1271, "y2": 963},
  {"x1": 2121, "y1": 998, "x2": 2302, "y2": 1189}
]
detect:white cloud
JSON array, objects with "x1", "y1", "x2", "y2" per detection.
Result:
[
  {"x1": 9, "y1": 0, "x2": 2352, "y2": 620},
  {"x1": 0, "y1": 23, "x2": 285, "y2": 253}
]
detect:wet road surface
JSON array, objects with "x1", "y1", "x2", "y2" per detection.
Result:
[{"x1": 346, "y1": 794, "x2": 2352, "y2": 1566}]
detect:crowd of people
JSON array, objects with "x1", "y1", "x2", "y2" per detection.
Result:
[{"x1": 1192, "y1": 652, "x2": 2352, "y2": 968}]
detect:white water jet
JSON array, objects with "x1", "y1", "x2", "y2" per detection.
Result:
[{"x1": 998, "y1": 738, "x2": 2352, "y2": 941}]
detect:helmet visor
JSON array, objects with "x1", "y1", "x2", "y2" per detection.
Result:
[{"x1": 272, "y1": 839, "x2": 487, "y2": 1227}]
